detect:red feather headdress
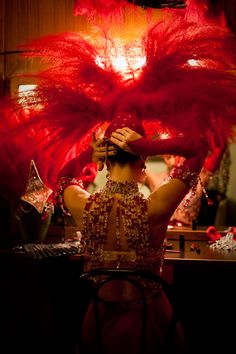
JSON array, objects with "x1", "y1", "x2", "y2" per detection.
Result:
[{"x1": 1, "y1": 15, "x2": 236, "y2": 206}]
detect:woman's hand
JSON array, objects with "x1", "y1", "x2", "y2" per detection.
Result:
[
  {"x1": 92, "y1": 132, "x2": 116, "y2": 171},
  {"x1": 110, "y1": 127, "x2": 142, "y2": 153}
]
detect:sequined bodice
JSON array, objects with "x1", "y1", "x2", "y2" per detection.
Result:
[{"x1": 81, "y1": 180, "x2": 165, "y2": 275}]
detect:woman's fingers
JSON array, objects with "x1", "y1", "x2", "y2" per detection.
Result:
[
  {"x1": 111, "y1": 127, "x2": 142, "y2": 142},
  {"x1": 95, "y1": 145, "x2": 116, "y2": 152},
  {"x1": 97, "y1": 160, "x2": 104, "y2": 171},
  {"x1": 92, "y1": 131, "x2": 97, "y2": 145},
  {"x1": 92, "y1": 127, "x2": 143, "y2": 161},
  {"x1": 109, "y1": 136, "x2": 133, "y2": 153},
  {"x1": 93, "y1": 137, "x2": 105, "y2": 148},
  {"x1": 110, "y1": 128, "x2": 141, "y2": 154},
  {"x1": 92, "y1": 139, "x2": 117, "y2": 164},
  {"x1": 94, "y1": 150, "x2": 116, "y2": 158},
  {"x1": 92, "y1": 132, "x2": 116, "y2": 170}
]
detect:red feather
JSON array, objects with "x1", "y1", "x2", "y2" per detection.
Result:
[{"x1": 1, "y1": 15, "x2": 236, "y2": 206}]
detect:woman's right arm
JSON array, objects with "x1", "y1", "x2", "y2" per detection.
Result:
[
  {"x1": 110, "y1": 127, "x2": 206, "y2": 222},
  {"x1": 148, "y1": 155, "x2": 203, "y2": 222},
  {"x1": 110, "y1": 127, "x2": 206, "y2": 158}
]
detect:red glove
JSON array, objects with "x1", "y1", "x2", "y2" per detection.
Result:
[
  {"x1": 203, "y1": 144, "x2": 226, "y2": 173},
  {"x1": 127, "y1": 135, "x2": 207, "y2": 190},
  {"x1": 81, "y1": 162, "x2": 98, "y2": 189},
  {"x1": 128, "y1": 136, "x2": 207, "y2": 159}
]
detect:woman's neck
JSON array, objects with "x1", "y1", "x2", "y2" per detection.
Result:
[{"x1": 108, "y1": 164, "x2": 136, "y2": 183}]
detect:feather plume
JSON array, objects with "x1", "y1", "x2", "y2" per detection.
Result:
[{"x1": 1, "y1": 16, "x2": 236, "y2": 205}]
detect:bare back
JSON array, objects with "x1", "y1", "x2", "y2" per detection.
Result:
[
  {"x1": 64, "y1": 177, "x2": 189, "y2": 299},
  {"x1": 64, "y1": 176, "x2": 189, "y2": 268}
]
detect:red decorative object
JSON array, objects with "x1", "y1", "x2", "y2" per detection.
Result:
[
  {"x1": 206, "y1": 226, "x2": 222, "y2": 242},
  {"x1": 20, "y1": 160, "x2": 53, "y2": 214}
]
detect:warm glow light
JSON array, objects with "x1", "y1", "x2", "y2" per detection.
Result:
[
  {"x1": 187, "y1": 59, "x2": 200, "y2": 66},
  {"x1": 18, "y1": 84, "x2": 43, "y2": 111},
  {"x1": 95, "y1": 39, "x2": 146, "y2": 82},
  {"x1": 18, "y1": 84, "x2": 37, "y2": 104},
  {"x1": 19, "y1": 84, "x2": 37, "y2": 93},
  {"x1": 112, "y1": 55, "x2": 128, "y2": 72},
  {"x1": 111, "y1": 53, "x2": 146, "y2": 79}
]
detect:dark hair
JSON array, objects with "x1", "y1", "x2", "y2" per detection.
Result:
[{"x1": 107, "y1": 143, "x2": 141, "y2": 166}]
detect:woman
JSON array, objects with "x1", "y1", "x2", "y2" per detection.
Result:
[{"x1": 57, "y1": 116, "x2": 206, "y2": 354}]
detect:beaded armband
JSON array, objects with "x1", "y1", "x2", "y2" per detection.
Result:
[
  {"x1": 54, "y1": 176, "x2": 84, "y2": 216},
  {"x1": 168, "y1": 164, "x2": 199, "y2": 189}
]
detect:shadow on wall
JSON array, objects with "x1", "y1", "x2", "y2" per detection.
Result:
[{"x1": 225, "y1": 198, "x2": 236, "y2": 226}]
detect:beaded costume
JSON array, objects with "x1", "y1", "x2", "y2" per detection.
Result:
[
  {"x1": 82, "y1": 179, "x2": 165, "y2": 272},
  {"x1": 79, "y1": 179, "x2": 185, "y2": 354}
]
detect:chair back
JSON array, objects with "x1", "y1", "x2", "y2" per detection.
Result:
[{"x1": 78, "y1": 268, "x2": 179, "y2": 354}]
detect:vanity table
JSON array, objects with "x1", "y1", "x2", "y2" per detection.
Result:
[
  {"x1": 163, "y1": 227, "x2": 236, "y2": 354},
  {"x1": 0, "y1": 225, "x2": 235, "y2": 354}
]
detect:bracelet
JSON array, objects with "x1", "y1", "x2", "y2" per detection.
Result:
[
  {"x1": 168, "y1": 164, "x2": 199, "y2": 189},
  {"x1": 54, "y1": 176, "x2": 84, "y2": 216},
  {"x1": 164, "y1": 164, "x2": 199, "y2": 209}
]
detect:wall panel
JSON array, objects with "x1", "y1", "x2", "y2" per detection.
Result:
[
  {"x1": 5, "y1": 0, "x2": 18, "y2": 51},
  {"x1": 3, "y1": 0, "x2": 87, "y2": 82},
  {"x1": 27, "y1": 0, "x2": 40, "y2": 42},
  {"x1": 53, "y1": 0, "x2": 66, "y2": 33},
  {"x1": 0, "y1": 0, "x2": 5, "y2": 94},
  {"x1": 0, "y1": 0, "x2": 4, "y2": 51},
  {"x1": 39, "y1": 0, "x2": 55, "y2": 37}
]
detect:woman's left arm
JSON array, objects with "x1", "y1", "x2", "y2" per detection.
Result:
[{"x1": 55, "y1": 133, "x2": 116, "y2": 215}]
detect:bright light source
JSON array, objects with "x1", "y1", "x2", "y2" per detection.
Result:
[
  {"x1": 187, "y1": 59, "x2": 200, "y2": 67},
  {"x1": 18, "y1": 84, "x2": 42, "y2": 111},
  {"x1": 18, "y1": 84, "x2": 37, "y2": 103},
  {"x1": 95, "y1": 39, "x2": 146, "y2": 82},
  {"x1": 19, "y1": 84, "x2": 37, "y2": 93}
]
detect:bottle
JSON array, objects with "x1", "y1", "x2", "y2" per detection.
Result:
[{"x1": 179, "y1": 234, "x2": 185, "y2": 253}]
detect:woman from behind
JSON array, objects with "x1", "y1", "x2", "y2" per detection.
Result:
[{"x1": 58, "y1": 111, "x2": 206, "y2": 354}]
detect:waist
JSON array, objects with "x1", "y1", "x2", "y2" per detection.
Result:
[{"x1": 101, "y1": 250, "x2": 137, "y2": 262}]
